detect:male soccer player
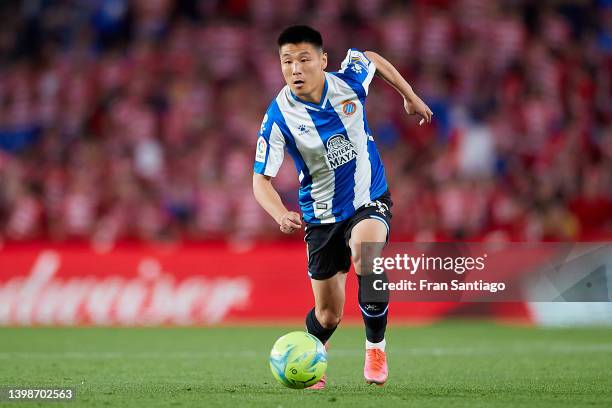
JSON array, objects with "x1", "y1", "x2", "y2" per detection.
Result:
[{"x1": 253, "y1": 25, "x2": 432, "y2": 388}]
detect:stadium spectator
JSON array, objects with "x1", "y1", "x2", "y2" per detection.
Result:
[{"x1": 0, "y1": 0, "x2": 610, "y2": 245}]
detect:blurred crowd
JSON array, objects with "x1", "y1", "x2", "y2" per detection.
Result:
[{"x1": 0, "y1": 0, "x2": 610, "y2": 245}]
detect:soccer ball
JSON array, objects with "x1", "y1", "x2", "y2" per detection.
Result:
[{"x1": 269, "y1": 331, "x2": 327, "y2": 389}]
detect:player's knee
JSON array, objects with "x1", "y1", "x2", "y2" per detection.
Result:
[
  {"x1": 351, "y1": 236, "x2": 385, "y2": 276},
  {"x1": 353, "y1": 250, "x2": 385, "y2": 276},
  {"x1": 351, "y1": 242, "x2": 363, "y2": 273},
  {"x1": 353, "y1": 256, "x2": 363, "y2": 276},
  {"x1": 352, "y1": 247, "x2": 373, "y2": 276},
  {"x1": 317, "y1": 308, "x2": 342, "y2": 329}
]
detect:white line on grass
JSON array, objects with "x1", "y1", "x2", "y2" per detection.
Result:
[{"x1": 1, "y1": 344, "x2": 611, "y2": 359}]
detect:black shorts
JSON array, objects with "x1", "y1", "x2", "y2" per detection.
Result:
[{"x1": 304, "y1": 190, "x2": 393, "y2": 280}]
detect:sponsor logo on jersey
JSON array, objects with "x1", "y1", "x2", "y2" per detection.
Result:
[
  {"x1": 325, "y1": 134, "x2": 357, "y2": 170},
  {"x1": 255, "y1": 136, "x2": 267, "y2": 163}
]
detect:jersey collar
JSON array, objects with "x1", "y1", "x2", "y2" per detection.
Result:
[{"x1": 289, "y1": 74, "x2": 329, "y2": 111}]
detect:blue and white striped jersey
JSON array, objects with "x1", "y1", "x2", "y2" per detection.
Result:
[{"x1": 253, "y1": 48, "x2": 388, "y2": 224}]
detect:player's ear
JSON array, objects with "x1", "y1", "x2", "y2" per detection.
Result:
[{"x1": 321, "y1": 52, "x2": 328, "y2": 70}]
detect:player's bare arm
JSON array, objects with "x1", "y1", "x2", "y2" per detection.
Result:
[
  {"x1": 253, "y1": 173, "x2": 302, "y2": 234},
  {"x1": 364, "y1": 51, "x2": 433, "y2": 126}
]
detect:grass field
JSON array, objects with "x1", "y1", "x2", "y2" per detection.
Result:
[{"x1": 1, "y1": 323, "x2": 611, "y2": 407}]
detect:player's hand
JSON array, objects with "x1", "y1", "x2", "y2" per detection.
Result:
[
  {"x1": 278, "y1": 211, "x2": 302, "y2": 234},
  {"x1": 404, "y1": 96, "x2": 433, "y2": 126}
]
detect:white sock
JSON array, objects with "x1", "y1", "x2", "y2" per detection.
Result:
[{"x1": 366, "y1": 338, "x2": 386, "y2": 351}]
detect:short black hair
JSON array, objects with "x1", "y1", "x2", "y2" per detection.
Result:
[{"x1": 277, "y1": 25, "x2": 323, "y2": 50}]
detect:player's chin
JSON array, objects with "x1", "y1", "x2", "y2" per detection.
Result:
[{"x1": 291, "y1": 85, "x2": 306, "y2": 95}]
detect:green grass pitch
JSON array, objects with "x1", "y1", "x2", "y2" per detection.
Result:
[{"x1": 1, "y1": 323, "x2": 611, "y2": 407}]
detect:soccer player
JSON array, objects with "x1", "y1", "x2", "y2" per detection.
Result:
[{"x1": 253, "y1": 25, "x2": 432, "y2": 388}]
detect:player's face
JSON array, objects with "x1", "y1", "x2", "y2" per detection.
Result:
[{"x1": 279, "y1": 43, "x2": 328, "y2": 102}]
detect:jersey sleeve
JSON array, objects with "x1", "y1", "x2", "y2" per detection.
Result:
[
  {"x1": 253, "y1": 109, "x2": 285, "y2": 177},
  {"x1": 338, "y1": 48, "x2": 377, "y2": 97}
]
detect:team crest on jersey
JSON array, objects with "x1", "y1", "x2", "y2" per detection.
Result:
[
  {"x1": 342, "y1": 100, "x2": 357, "y2": 116},
  {"x1": 326, "y1": 135, "x2": 357, "y2": 170},
  {"x1": 255, "y1": 136, "x2": 267, "y2": 163}
]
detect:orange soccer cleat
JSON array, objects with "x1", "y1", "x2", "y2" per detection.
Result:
[{"x1": 364, "y1": 348, "x2": 388, "y2": 385}]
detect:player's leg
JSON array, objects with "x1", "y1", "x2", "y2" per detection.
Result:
[
  {"x1": 304, "y1": 223, "x2": 351, "y2": 390},
  {"x1": 349, "y1": 217, "x2": 390, "y2": 385},
  {"x1": 306, "y1": 272, "x2": 347, "y2": 343},
  {"x1": 350, "y1": 218, "x2": 389, "y2": 344},
  {"x1": 305, "y1": 273, "x2": 346, "y2": 390},
  {"x1": 304, "y1": 224, "x2": 351, "y2": 344}
]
